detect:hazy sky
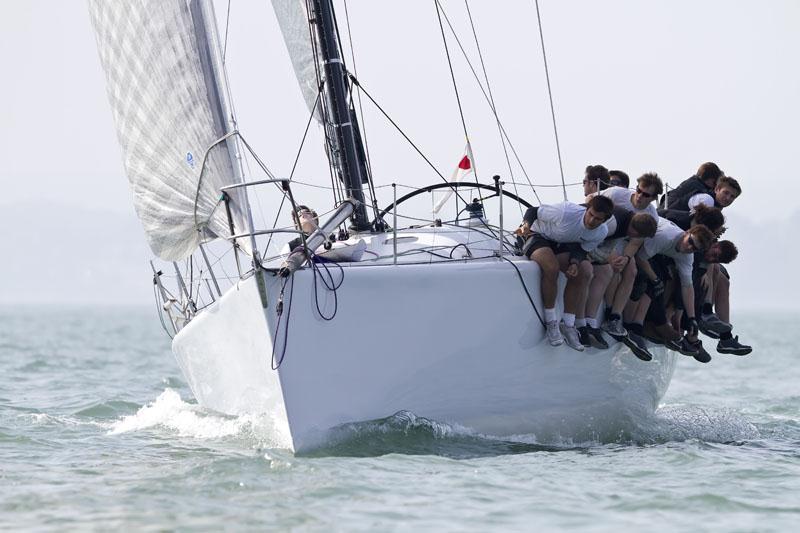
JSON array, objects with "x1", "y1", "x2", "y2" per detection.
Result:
[{"x1": 1, "y1": 0, "x2": 798, "y2": 307}]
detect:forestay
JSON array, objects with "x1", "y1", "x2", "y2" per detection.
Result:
[{"x1": 89, "y1": 0, "x2": 250, "y2": 261}]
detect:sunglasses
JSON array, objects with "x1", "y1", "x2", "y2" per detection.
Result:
[
  {"x1": 635, "y1": 187, "x2": 657, "y2": 199},
  {"x1": 686, "y1": 236, "x2": 698, "y2": 251}
]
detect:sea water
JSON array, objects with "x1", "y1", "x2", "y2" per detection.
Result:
[{"x1": 1, "y1": 306, "x2": 798, "y2": 531}]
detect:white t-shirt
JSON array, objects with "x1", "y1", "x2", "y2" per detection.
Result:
[
  {"x1": 687, "y1": 193, "x2": 715, "y2": 213},
  {"x1": 643, "y1": 218, "x2": 694, "y2": 286},
  {"x1": 531, "y1": 201, "x2": 608, "y2": 251},
  {"x1": 599, "y1": 186, "x2": 658, "y2": 220}
]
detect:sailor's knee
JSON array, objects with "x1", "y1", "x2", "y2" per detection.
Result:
[
  {"x1": 532, "y1": 250, "x2": 559, "y2": 278},
  {"x1": 623, "y1": 260, "x2": 637, "y2": 279},
  {"x1": 578, "y1": 260, "x2": 593, "y2": 281}
]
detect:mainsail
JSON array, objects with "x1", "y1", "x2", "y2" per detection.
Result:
[
  {"x1": 89, "y1": 0, "x2": 250, "y2": 261},
  {"x1": 271, "y1": 0, "x2": 321, "y2": 120}
]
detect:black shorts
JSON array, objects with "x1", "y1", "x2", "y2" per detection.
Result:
[
  {"x1": 523, "y1": 234, "x2": 575, "y2": 258},
  {"x1": 645, "y1": 291, "x2": 668, "y2": 326}
]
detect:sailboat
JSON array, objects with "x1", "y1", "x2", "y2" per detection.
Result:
[{"x1": 89, "y1": 0, "x2": 675, "y2": 452}]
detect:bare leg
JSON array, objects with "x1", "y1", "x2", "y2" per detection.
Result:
[
  {"x1": 557, "y1": 255, "x2": 594, "y2": 315},
  {"x1": 605, "y1": 273, "x2": 621, "y2": 309},
  {"x1": 531, "y1": 247, "x2": 560, "y2": 309},
  {"x1": 632, "y1": 294, "x2": 651, "y2": 324},
  {"x1": 611, "y1": 260, "x2": 637, "y2": 315},
  {"x1": 704, "y1": 265, "x2": 717, "y2": 305},
  {"x1": 585, "y1": 264, "x2": 613, "y2": 320}
]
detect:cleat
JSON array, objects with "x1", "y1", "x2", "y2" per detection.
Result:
[
  {"x1": 577, "y1": 326, "x2": 593, "y2": 348},
  {"x1": 602, "y1": 317, "x2": 628, "y2": 341},
  {"x1": 692, "y1": 339, "x2": 712, "y2": 363},
  {"x1": 717, "y1": 336, "x2": 752, "y2": 356},
  {"x1": 622, "y1": 332, "x2": 653, "y2": 361},
  {"x1": 545, "y1": 320, "x2": 564, "y2": 346},
  {"x1": 698, "y1": 313, "x2": 731, "y2": 339},
  {"x1": 560, "y1": 322, "x2": 585, "y2": 352},
  {"x1": 587, "y1": 326, "x2": 609, "y2": 349}
]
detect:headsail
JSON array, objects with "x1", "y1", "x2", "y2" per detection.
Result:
[{"x1": 89, "y1": 0, "x2": 250, "y2": 261}]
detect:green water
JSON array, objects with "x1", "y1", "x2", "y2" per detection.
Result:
[{"x1": 1, "y1": 307, "x2": 797, "y2": 531}]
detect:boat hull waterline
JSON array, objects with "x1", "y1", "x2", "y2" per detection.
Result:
[{"x1": 172, "y1": 255, "x2": 676, "y2": 452}]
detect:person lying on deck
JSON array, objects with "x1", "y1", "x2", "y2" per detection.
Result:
[{"x1": 516, "y1": 196, "x2": 614, "y2": 351}]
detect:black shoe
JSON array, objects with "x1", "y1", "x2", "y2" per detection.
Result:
[
  {"x1": 577, "y1": 326, "x2": 593, "y2": 348},
  {"x1": 622, "y1": 333, "x2": 653, "y2": 361},
  {"x1": 692, "y1": 340, "x2": 712, "y2": 363},
  {"x1": 717, "y1": 336, "x2": 752, "y2": 356},
  {"x1": 666, "y1": 336, "x2": 700, "y2": 357},
  {"x1": 586, "y1": 326, "x2": 609, "y2": 349},
  {"x1": 698, "y1": 313, "x2": 732, "y2": 339}
]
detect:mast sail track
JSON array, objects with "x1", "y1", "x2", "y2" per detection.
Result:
[{"x1": 89, "y1": 0, "x2": 251, "y2": 261}]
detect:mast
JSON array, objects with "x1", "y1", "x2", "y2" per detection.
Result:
[{"x1": 310, "y1": 0, "x2": 371, "y2": 231}]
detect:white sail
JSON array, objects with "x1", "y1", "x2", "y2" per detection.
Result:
[
  {"x1": 89, "y1": 0, "x2": 250, "y2": 261},
  {"x1": 271, "y1": 0, "x2": 322, "y2": 119}
]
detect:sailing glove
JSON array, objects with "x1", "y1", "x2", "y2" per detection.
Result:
[{"x1": 646, "y1": 277, "x2": 665, "y2": 298}]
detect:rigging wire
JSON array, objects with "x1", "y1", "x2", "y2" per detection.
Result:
[
  {"x1": 533, "y1": 0, "x2": 567, "y2": 201},
  {"x1": 265, "y1": 86, "x2": 325, "y2": 255},
  {"x1": 502, "y1": 256, "x2": 546, "y2": 327},
  {"x1": 348, "y1": 76, "x2": 473, "y2": 210},
  {"x1": 342, "y1": 1, "x2": 379, "y2": 213},
  {"x1": 435, "y1": 2, "x2": 541, "y2": 204},
  {"x1": 304, "y1": 0, "x2": 344, "y2": 208},
  {"x1": 222, "y1": 0, "x2": 232, "y2": 60},
  {"x1": 463, "y1": 0, "x2": 522, "y2": 218},
  {"x1": 433, "y1": 0, "x2": 483, "y2": 208},
  {"x1": 434, "y1": 0, "x2": 472, "y2": 165}
]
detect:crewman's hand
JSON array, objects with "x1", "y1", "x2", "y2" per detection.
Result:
[
  {"x1": 566, "y1": 263, "x2": 578, "y2": 278},
  {"x1": 610, "y1": 255, "x2": 628, "y2": 273},
  {"x1": 515, "y1": 221, "x2": 532, "y2": 239}
]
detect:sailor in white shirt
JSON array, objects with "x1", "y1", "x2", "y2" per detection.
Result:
[
  {"x1": 517, "y1": 196, "x2": 614, "y2": 351},
  {"x1": 598, "y1": 172, "x2": 663, "y2": 220},
  {"x1": 632, "y1": 219, "x2": 716, "y2": 360}
]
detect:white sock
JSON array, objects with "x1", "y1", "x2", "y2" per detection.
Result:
[
  {"x1": 586, "y1": 317, "x2": 598, "y2": 328},
  {"x1": 544, "y1": 308, "x2": 557, "y2": 323},
  {"x1": 575, "y1": 318, "x2": 587, "y2": 328},
  {"x1": 562, "y1": 313, "x2": 576, "y2": 327}
]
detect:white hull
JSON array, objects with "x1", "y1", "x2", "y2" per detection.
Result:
[{"x1": 172, "y1": 245, "x2": 676, "y2": 452}]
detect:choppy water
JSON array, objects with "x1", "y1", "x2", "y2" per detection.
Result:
[{"x1": 1, "y1": 306, "x2": 798, "y2": 531}]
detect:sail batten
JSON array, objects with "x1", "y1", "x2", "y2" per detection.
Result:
[{"x1": 89, "y1": 0, "x2": 250, "y2": 261}]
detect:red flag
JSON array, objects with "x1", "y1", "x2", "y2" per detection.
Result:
[{"x1": 433, "y1": 143, "x2": 474, "y2": 214}]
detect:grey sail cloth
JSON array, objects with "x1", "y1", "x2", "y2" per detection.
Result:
[
  {"x1": 89, "y1": 0, "x2": 250, "y2": 261},
  {"x1": 271, "y1": 0, "x2": 322, "y2": 121}
]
